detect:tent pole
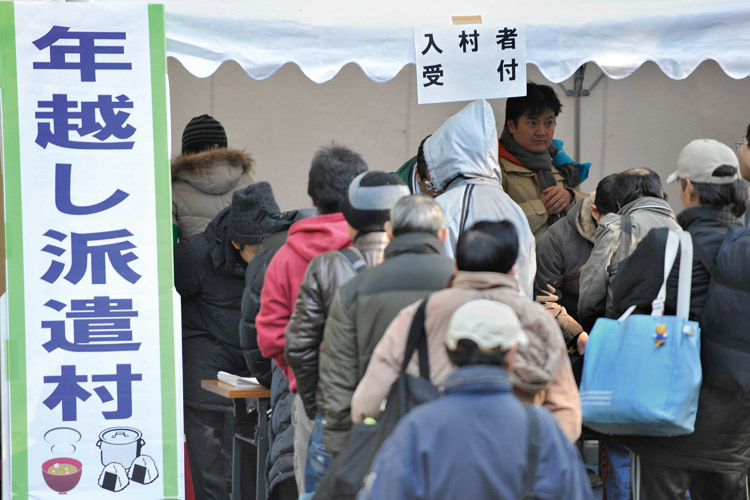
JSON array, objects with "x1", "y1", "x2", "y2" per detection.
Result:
[{"x1": 557, "y1": 64, "x2": 605, "y2": 163}]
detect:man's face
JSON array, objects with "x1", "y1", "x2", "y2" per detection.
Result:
[{"x1": 507, "y1": 109, "x2": 556, "y2": 154}]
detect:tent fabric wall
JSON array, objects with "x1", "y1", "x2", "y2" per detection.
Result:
[
  {"x1": 168, "y1": 58, "x2": 749, "y2": 213},
  {"x1": 103, "y1": 0, "x2": 750, "y2": 83}
]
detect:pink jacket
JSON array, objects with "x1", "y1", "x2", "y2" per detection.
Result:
[
  {"x1": 351, "y1": 271, "x2": 582, "y2": 442},
  {"x1": 256, "y1": 212, "x2": 352, "y2": 391}
]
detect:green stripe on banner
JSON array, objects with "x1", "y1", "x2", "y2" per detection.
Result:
[
  {"x1": 148, "y1": 5, "x2": 179, "y2": 498},
  {"x1": 0, "y1": 1, "x2": 30, "y2": 497}
]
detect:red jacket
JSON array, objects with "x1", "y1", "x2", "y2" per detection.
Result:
[{"x1": 256, "y1": 212, "x2": 352, "y2": 391}]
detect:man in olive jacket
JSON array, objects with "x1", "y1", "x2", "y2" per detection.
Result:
[{"x1": 318, "y1": 195, "x2": 455, "y2": 455}]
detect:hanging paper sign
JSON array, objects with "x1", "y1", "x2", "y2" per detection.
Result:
[
  {"x1": 414, "y1": 17, "x2": 527, "y2": 104},
  {"x1": 0, "y1": 2, "x2": 183, "y2": 498}
]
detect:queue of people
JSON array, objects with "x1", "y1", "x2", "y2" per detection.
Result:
[{"x1": 172, "y1": 84, "x2": 750, "y2": 500}]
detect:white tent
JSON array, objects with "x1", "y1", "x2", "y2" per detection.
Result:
[{"x1": 156, "y1": 0, "x2": 750, "y2": 84}]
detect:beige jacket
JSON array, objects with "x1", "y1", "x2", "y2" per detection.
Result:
[
  {"x1": 499, "y1": 155, "x2": 586, "y2": 240},
  {"x1": 351, "y1": 271, "x2": 582, "y2": 442}
]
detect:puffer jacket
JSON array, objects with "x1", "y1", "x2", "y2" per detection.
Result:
[
  {"x1": 318, "y1": 232, "x2": 455, "y2": 455},
  {"x1": 174, "y1": 206, "x2": 246, "y2": 347},
  {"x1": 172, "y1": 147, "x2": 253, "y2": 239},
  {"x1": 424, "y1": 99, "x2": 536, "y2": 297},
  {"x1": 535, "y1": 193, "x2": 597, "y2": 343},
  {"x1": 174, "y1": 207, "x2": 248, "y2": 410},
  {"x1": 267, "y1": 362, "x2": 296, "y2": 497},
  {"x1": 499, "y1": 142, "x2": 586, "y2": 240},
  {"x1": 611, "y1": 205, "x2": 750, "y2": 472},
  {"x1": 577, "y1": 196, "x2": 680, "y2": 331},
  {"x1": 239, "y1": 209, "x2": 314, "y2": 388},
  {"x1": 351, "y1": 271, "x2": 581, "y2": 442},
  {"x1": 284, "y1": 231, "x2": 390, "y2": 419}
]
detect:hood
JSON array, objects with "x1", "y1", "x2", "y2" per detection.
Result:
[
  {"x1": 171, "y1": 148, "x2": 254, "y2": 195},
  {"x1": 204, "y1": 206, "x2": 246, "y2": 276},
  {"x1": 424, "y1": 100, "x2": 501, "y2": 192},
  {"x1": 572, "y1": 192, "x2": 597, "y2": 243},
  {"x1": 619, "y1": 196, "x2": 676, "y2": 219},
  {"x1": 284, "y1": 212, "x2": 352, "y2": 262}
]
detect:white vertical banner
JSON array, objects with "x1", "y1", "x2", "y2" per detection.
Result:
[
  {"x1": 414, "y1": 17, "x2": 527, "y2": 104},
  {"x1": 1, "y1": 2, "x2": 182, "y2": 498}
]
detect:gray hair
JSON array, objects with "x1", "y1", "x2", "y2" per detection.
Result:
[{"x1": 390, "y1": 194, "x2": 445, "y2": 237}]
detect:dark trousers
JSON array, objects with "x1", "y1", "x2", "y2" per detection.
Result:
[
  {"x1": 631, "y1": 453, "x2": 749, "y2": 500},
  {"x1": 185, "y1": 407, "x2": 232, "y2": 500}
]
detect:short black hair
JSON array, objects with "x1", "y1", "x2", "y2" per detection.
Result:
[
  {"x1": 307, "y1": 144, "x2": 368, "y2": 214},
  {"x1": 614, "y1": 168, "x2": 666, "y2": 208},
  {"x1": 446, "y1": 339, "x2": 508, "y2": 367},
  {"x1": 680, "y1": 165, "x2": 748, "y2": 217},
  {"x1": 504, "y1": 82, "x2": 562, "y2": 127},
  {"x1": 456, "y1": 220, "x2": 518, "y2": 274},
  {"x1": 594, "y1": 174, "x2": 619, "y2": 215},
  {"x1": 745, "y1": 122, "x2": 750, "y2": 141},
  {"x1": 416, "y1": 135, "x2": 431, "y2": 181}
]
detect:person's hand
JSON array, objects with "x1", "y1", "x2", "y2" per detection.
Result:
[
  {"x1": 540, "y1": 186, "x2": 572, "y2": 214},
  {"x1": 577, "y1": 332, "x2": 589, "y2": 355}
]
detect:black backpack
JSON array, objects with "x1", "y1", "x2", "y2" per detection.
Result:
[{"x1": 694, "y1": 226, "x2": 750, "y2": 394}]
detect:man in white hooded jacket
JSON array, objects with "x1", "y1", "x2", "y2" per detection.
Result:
[{"x1": 421, "y1": 99, "x2": 536, "y2": 297}]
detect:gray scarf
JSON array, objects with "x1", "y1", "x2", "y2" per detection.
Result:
[{"x1": 500, "y1": 128, "x2": 581, "y2": 190}]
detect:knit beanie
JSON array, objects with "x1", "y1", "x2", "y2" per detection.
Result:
[
  {"x1": 340, "y1": 171, "x2": 409, "y2": 232},
  {"x1": 181, "y1": 114, "x2": 228, "y2": 155},
  {"x1": 229, "y1": 182, "x2": 281, "y2": 245}
]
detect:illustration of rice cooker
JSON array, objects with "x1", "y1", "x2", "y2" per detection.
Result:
[{"x1": 97, "y1": 427, "x2": 145, "y2": 467}]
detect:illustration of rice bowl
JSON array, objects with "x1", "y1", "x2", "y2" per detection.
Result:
[{"x1": 42, "y1": 457, "x2": 82, "y2": 494}]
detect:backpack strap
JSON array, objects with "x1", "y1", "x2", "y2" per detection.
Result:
[
  {"x1": 403, "y1": 297, "x2": 431, "y2": 380},
  {"x1": 338, "y1": 247, "x2": 367, "y2": 275},
  {"x1": 521, "y1": 406, "x2": 541, "y2": 500},
  {"x1": 458, "y1": 184, "x2": 475, "y2": 239}
]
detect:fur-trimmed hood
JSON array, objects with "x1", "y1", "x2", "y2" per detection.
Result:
[
  {"x1": 171, "y1": 147, "x2": 255, "y2": 239},
  {"x1": 572, "y1": 191, "x2": 597, "y2": 243},
  {"x1": 171, "y1": 147, "x2": 253, "y2": 177}
]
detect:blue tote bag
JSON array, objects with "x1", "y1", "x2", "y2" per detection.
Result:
[{"x1": 580, "y1": 230, "x2": 701, "y2": 436}]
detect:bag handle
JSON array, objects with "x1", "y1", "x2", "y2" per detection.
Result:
[
  {"x1": 403, "y1": 298, "x2": 430, "y2": 379},
  {"x1": 651, "y1": 230, "x2": 692, "y2": 320}
]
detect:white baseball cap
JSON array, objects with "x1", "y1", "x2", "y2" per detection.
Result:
[
  {"x1": 666, "y1": 139, "x2": 739, "y2": 184},
  {"x1": 445, "y1": 300, "x2": 528, "y2": 352}
]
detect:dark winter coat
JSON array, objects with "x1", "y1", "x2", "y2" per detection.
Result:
[
  {"x1": 267, "y1": 363, "x2": 296, "y2": 497},
  {"x1": 318, "y1": 232, "x2": 455, "y2": 455},
  {"x1": 612, "y1": 205, "x2": 750, "y2": 472},
  {"x1": 535, "y1": 194, "x2": 596, "y2": 343},
  {"x1": 174, "y1": 207, "x2": 248, "y2": 409},
  {"x1": 239, "y1": 209, "x2": 313, "y2": 388}
]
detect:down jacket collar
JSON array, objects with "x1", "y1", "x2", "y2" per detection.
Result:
[{"x1": 424, "y1": 99, "x2": 501, "y2": 193}]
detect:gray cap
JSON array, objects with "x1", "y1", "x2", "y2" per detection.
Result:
[{"x1": 667, "y1": 139, "x2": 739, "y2": 184}]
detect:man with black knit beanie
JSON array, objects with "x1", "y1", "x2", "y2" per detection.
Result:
[
  {"x1": 175, "y1": 181, "x2": 296, "y2": 500},
  {"x1": 171, "y1": 114, "x2": 254, "y2": 242},
  {"x1": 284, "y1": 171, "x2": 409, "y2": 497}
]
